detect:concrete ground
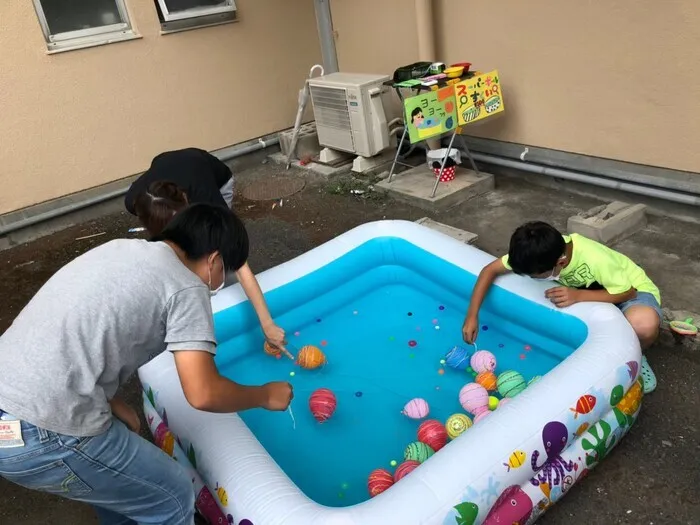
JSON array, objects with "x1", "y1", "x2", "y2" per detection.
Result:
[{"x1": 0, "y1": 158, "x2": 698, "y2": 524}]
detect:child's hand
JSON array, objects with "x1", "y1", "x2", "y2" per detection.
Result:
[
  {"x1": 545, "y1": 286, "x2": 580, "y2": 308},
  {"x1": 262, "y1": 381, "x2": 294, "y2": 411},
  {"x1": 462, "y1": 315, "x2": 479, "y2": 344}
]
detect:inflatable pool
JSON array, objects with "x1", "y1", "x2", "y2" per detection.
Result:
[{"x1": 139, "y1": 220, "x2": 643, "y2": 525}]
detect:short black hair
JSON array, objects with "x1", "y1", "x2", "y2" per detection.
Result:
[
  {"x1": 508, "y1": 221, "x2": 565, "y2": 275},
  {"x1": 411, "y1": 107, "x2": 423, "y2": 120},
  {"x1": 153, "y1": 203, "x2": 249, "y2": 272}
]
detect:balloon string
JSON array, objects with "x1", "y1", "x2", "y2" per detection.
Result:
[
  {"x1": 472, "y1": 342, "x2": 478, "y2": 352},
  {"x1": 288, "y1": 404, "x2": 296, "y2": 430}
]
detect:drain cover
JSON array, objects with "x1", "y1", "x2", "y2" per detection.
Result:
[{"x1": 240, "y1": 177, "x2": 306, "y2": 201}]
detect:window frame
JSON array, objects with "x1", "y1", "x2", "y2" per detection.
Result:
[
  {"x1": 156, "y1": 0, "x2": 237, "y2": 22},
  {"x1": 32, "y1": 0, "x2": 138, "y2": 53}
]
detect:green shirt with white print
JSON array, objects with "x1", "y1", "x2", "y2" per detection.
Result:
[{"x1": 502, "y1": 233, "x2": 661, "y2": 304}]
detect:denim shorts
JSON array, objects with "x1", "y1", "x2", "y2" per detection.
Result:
[{"x1": 617, "y1": 291, "x2": 663, "y2": 325}]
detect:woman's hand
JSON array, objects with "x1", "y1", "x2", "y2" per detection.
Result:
[
  {"x1": 263, "y1": 322, "x2": 286, "y2": 351},
  {"x1": 109, "y1": 397, "x2": 141, "y2": 434}
]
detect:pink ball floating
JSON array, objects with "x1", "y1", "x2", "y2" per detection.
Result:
[
  {"x1": 402, "y1": 398, "x2": 429, "y2": 419},
  {"x1": 470, "y1": 350, "x2": 497, "y2": 374},
  {"x1": 368, "y1": 468, "x2": 394, "y2": 497},
  {"x1": 473, "y1": 408, "x2": 491, "y2": 424},
  {"x1": 417, "y1": 419, "x2": 448, "y2": 452},
  {"x1": 393, "y1": 460, "x2": 420, "y2": 482},
  {"x1": 459, "y1": 383, "x2": 489, "y2": 415},
  {"x1": 309, "y1": 388, "x2": 337, "y2": 423}
]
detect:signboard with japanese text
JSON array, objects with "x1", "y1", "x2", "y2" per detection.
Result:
[
  {"x1": 455, "y1": 69, "x2": 504, "y2": 126},
  {"x1": 403, "y1": 86, "x2": 457, "y2": 144}
]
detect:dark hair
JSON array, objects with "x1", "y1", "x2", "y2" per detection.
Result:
[
  {"x1": 508, "y1": 221, "x2": 565, "y2": 275},
  {"x1": 134, "y1": 181, "x2": 188, "y2": 236},
  {"x1": 411, "y1": 107, "x2": 423, "y2": 122},
  {"x1": 154, "y1": 203, "x2": 249, "y2": 272}
]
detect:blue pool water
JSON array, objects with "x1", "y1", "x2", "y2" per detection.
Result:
[{"x1": 213, "y1": 237, "x2": 587, "y2": 507}]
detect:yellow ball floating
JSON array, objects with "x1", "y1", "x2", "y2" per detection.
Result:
[{"x1": 445, "y1": 413, "x2": 472, "y2": 440}]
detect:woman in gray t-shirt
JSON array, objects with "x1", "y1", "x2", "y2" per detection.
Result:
[{"x1": 0, "y1": 204, "x2": 293, "y2": 525}]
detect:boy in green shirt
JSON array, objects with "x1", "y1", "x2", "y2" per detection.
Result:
[{"x1": 463, "y1": 221, "x2": 660, "y2": 392}]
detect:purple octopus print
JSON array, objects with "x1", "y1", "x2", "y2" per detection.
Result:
[{"x1": 530, "y1": 421, "x2": 575, "y2": 487}]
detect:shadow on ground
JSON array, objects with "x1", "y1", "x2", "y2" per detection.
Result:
[{"x1": 0, "y1": 160, "x2": 698, "y2": 524}]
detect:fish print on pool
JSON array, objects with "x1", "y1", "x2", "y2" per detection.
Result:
[{"x1": 482, "y1": 485, "x2": 533, "y2": 525}]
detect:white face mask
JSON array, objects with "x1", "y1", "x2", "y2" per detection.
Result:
[
  {"x1": 208, "y1": 258, "x2": 226, "y2": 296},
  {"x1": 538, "y1": 261, "x2": 564, "y2": 282}
]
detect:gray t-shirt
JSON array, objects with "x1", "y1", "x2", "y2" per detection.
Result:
[{"x1": 0, "y1": 239, "x2": 216, "y2": 437}]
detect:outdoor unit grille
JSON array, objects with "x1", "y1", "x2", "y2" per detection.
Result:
[
  {"x1": 308, "y1": 72, "x2": 391, "y2": 158},
  {"x1": 309, "y1": 85, "x2": 355, "y2": 153}
]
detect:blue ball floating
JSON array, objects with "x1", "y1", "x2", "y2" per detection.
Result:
[
  {"x1": 444, "y1": 345, "x2": 473, "y2": 371},
  {"x1": 355, "y1": 391, "x2": 363, "y2": 397}
]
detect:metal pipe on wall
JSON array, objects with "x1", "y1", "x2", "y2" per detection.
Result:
[
  {"x1": 415, "y1": 0, "x2": 439, "y2": 150},
  {"x1": 469, "y1": 152, "x2": 700, "y2": 207},
  {"x1": 415, "y1": 0, "x2": 436, "y2": 61},
  {"x1": 313, "y1": 0, "x2": 339, "y2": 73},
  {"x1": 0, "y1": 136, "x2": 280, "y2": 237}
]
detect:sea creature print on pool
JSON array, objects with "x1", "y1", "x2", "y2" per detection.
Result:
[
  {"x1": 138, "y1": 220, "x2": 644, "y2": 525},
  {"x1": 530, "y1": 421, "x2": 575, "y2": 487},
  {"x1": 482, "y1": 485, "x2": 533, "y2": 524}
]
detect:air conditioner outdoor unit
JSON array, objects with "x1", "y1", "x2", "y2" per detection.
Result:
[{"x1": 308, "y1": 72, "x2": 391, "y2": 159}]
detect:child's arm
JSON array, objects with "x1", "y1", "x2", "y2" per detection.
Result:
[
  {"x1": 545, "y1": 286, "x2": 636, "y2": 308},
  {"x1": 462, "y1": 259, "x2": 510, "y2": 343},
  {"x1": 236, "y1": 262, "x2": 290, "y2": 358}
]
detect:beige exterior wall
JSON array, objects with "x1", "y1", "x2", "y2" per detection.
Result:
[
  {"x1": 332, "y1": 0, "x2": 700, "y2": 174},
  {"x1": 0, "y1": 1, "x2": 321, "y2": 214}
]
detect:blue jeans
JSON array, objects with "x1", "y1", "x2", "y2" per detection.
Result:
[
  {"x1": 618, "y1": 291, "x2": 663, "y2": 325},
  {"x1": 0, "y1": 416, "x2": 195, "y2": 525}
]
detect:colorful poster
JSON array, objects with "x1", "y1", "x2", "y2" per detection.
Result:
[
  {"x1": 455, "y1": 69, "x2": 504, "y2": 126},
  {"x1": 404, "y1": 86, "x2": 457, "y2": 144}
]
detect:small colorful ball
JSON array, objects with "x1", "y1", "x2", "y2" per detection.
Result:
[
  {"x1": 459, "y1": 383, "x2": 489, "y2": 415},
  {"x1": 473, "y1": 409, "x2": 491, "y2": 424},
  {"x1": 296, "y1": 345, "x2": 327, "y2": 370},
  {"x1": 470, "y1": 350, "x2": 497, "y2": 374},
  {"x1": 528, "y1": 375, "x2": 542, "y2": 387},
  {"x1": 368, "y1": 468, "x2": 394, "y2": 497},
  {"x1": 497, "y1": 370, "x2": 527, "y2": 398},
  {"x1": 445, "y1": 413, "x2": 472, "y2": 440},
  {"x1": 390, "y1": 460, "x2": 397, "y2": 467},
  {"x1": 417, "y1": 419, "x2": 448, "y2": 452},
  {"x1": 309, "y1": 388, "x2": 337, "y2": 422},
  {"x1": 402, "y1": 398, "x2": 430, "y2": 419},
  {"x1": 488, "y1": 396, "x2": 499, "y2": 410},
  {"x1": 263, "y1": 341, "x2": 281, "y2": 357},
  {"x1": 476, "y1": 371, "x2": 498, "y2": 392},
  {"x1": 404, "y1": 441, "x2": 434, "y2": 463},
  {"x1": 393, "y1": 460, "x2": 420, "y2": 482},
  {"x1": 444, "y1": 345, "x2": 472, "y2": 371}
]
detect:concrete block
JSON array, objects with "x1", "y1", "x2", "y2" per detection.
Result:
[
  {"x1": 415, "y1": 217, "x2": 478, "y2": 244},
  {"x1": 268, "y1": 152, "x2": 352, "y2": 178},
  {"x1": 279, "y1": 123, "x2": 321, "y2": 160},
  {"x1": 567, "y1": 201, "x2": 647, "y2": 245},
  {"x1": 376, "y1": 165, "x2": 494, "y2": 211},
  {"x1": 351, "y1": 149, "x2": 398, "y2": 175}
]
